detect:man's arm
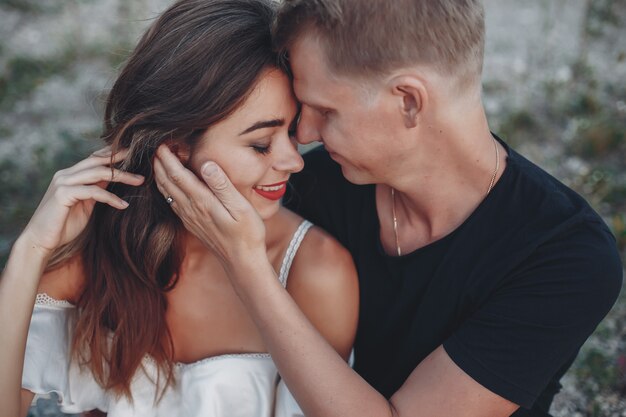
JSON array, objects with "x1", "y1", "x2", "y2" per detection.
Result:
[
  {"x1": 153, "y1": 146, "x2": 520, "y2": 416},
  {"x1": 229, "y1": 255, "x2": 519, "y2": 417}
]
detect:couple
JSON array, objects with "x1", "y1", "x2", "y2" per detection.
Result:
[{"x1": 1, "y1": 0, "x2": 622, "y2": 416}]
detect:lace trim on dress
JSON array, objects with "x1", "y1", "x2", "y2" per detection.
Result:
[
  {"x1": 34, "y1": 293, "x2": 74, "y2": 307},
  {"x1": 142, "y1": 352, "x2": 272, "y2": 370},
  {"x1": 278, "y1": 220, "x2": 313, "y2": 287},
  {"x1": 176, "y1": 352, "x2": 272, "y2": 369}
]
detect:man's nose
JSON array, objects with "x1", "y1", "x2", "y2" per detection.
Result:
[{"x1": 295, "y1": 106, "x2": 320, "y2": 145}]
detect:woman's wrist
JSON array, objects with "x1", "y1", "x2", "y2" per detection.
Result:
[{"x1": 12, "y1": 233, "x2": 54, "y2": 265}]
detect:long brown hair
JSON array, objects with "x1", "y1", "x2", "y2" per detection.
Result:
[{"x1": 47, "y1": 0, "x2": 279, "y2": 399}]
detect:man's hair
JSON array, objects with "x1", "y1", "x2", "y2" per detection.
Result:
[{"x1": 274, "y1": 0, "x2": 485, "y2": 89}]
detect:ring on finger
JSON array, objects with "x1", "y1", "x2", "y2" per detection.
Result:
[{"x1": 166, "y1": 196, "x2": 174, "y2": 205}]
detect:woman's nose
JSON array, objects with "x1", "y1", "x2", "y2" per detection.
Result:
[{"x1": 274, "y1": 134, "x2": 304, "y2": 174}]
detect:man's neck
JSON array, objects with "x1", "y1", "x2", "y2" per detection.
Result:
[{"x1": 379, "y1": 108, "x2": 505, "y2": 251}]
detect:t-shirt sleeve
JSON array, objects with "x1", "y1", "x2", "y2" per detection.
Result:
[{"x1": 443, "y1": 218, "x2": 623, "y2": 409}]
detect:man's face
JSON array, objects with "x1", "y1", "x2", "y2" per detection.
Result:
[{"x1": 290, "y1": 34, "x2": 403, "y2": 185}]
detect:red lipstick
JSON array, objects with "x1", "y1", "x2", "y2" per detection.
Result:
[{"x1": 254, "y1": 181, "x2": 288, "y2": 201}]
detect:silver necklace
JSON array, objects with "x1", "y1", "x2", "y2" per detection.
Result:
[{"x1": 390, "y1": 137, "x2": 499, "y2": 257}]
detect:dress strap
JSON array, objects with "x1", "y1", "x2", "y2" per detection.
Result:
[{"x1": 278, "y1": 220, "x2": 313, "y2": 287}]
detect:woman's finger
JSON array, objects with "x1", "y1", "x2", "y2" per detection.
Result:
[
  {"x1": 61, "y1": 185, "x2": 130, "y2": 210},
  {"x1": 155, "y1": 145, "x2": 215, "y2": 196},
  {"x1": 154, "y1": 145, "x2": 225, "y2": 213},
  {"x1": 91, "y1": 146, "x2": 112, "y2": 157},
  {"x1": 200, "y1": 161, "x2": 252, "y2": 221},
  {"x1": 153, "y1": 152, "x2": 232, "y2": 224},
  {"x1": 153, "y1": 157, "x2": 187, "y2": 208},
  {"x1": 64, "y1": 147, "x2": 131, "y2": 174},
  {"x1": 153, "y1": 157, "x2": 230, "y2": 241},
  {"x1": 156, "y1": 145, "x2": 251, "y2": 221},
  {"x1": 55, "y1": 166, "x2": 144, "y2": 187}
]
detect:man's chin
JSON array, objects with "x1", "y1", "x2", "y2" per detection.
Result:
[{"x1": 339, "y1": 164, "x2": 373, "y2": 185}]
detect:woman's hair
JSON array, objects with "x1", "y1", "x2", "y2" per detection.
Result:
[{"x1": 46, "y1": 0, "x2": 279, "y2": 399}]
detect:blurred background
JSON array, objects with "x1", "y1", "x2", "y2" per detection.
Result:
[{"x1": 0, "y1": 0, "x2": 624, "y2": 416}]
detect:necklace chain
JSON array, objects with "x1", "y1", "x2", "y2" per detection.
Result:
[
  {"x1": 486, "y1": 136, "x2": 500, "y2": 195},
  {"x1": 390, "y1": 137, "x2": 500, "y2": 257},
  {"x1": 391, "y1": 187, "x2": 401, "y2": 256}
]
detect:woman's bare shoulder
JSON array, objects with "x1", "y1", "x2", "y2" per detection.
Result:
[
  {"x1": 37, "y1": 257, "x2": 85, "y2": 304},
  {"x1": 286, "y1": 221, "x2": 359, "y2": 360}
]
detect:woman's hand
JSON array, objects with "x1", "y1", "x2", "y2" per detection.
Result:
[
  {"x1": 153, "y1": 144, "x2": 266, "y2": 270},
  {"x1": 20, "y1": 147, "x2": 144, "y2": 255}
]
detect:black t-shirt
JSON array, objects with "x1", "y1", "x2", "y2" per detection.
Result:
[{"x1": 284, "y1": 138, "x2": 623, "y2": 416}]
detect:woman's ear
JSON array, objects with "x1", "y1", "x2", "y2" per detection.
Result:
[
  {"x1": 389, "y1": 74, "x2": 428, "y2": 129},
  {"x1": 167, "y1": 142, "x2": 191, "y2": 165}
]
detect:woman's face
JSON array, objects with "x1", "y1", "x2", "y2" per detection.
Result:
[{"x1": 188, "y1": 68, "x2": 303, "y2": 220}]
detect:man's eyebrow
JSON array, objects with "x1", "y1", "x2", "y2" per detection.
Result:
[
  {"x1": 301, "y1": 100, "x2": 332, "y2": 113},
  {"x1": 238, "y1": 119, "x2": 285, "y2": 135}
]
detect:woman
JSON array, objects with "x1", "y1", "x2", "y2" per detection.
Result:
[{"x1": 0, "y1": 0, "x2": 358, "y2": 416}]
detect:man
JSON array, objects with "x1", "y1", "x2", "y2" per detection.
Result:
[{"x1": 154, "y1": 0, "x2": 623, "y2": 415}]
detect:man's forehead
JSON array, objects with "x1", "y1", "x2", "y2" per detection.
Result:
[{"x1": 289, "y1": 33, "x2": 330, "y2": 73}]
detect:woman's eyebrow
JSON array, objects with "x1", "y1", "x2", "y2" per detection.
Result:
[{"x1": 239, "y1": 119, "x2": 284, "y2": 135}]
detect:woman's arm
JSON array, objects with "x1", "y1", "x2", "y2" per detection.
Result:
[
  {"x1": 1, "y1": 237, "x2": 51, "y2": 417},
  {"x1": 0, "y1": 147, "x2": 142, "y2": 417}
]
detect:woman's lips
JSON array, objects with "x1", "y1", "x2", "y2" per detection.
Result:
[{"x1": 254, "y1": 181, "x2": 288, "y2": 201}]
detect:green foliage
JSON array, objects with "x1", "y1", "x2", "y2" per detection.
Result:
[
  {"x1": 0, "y1": 0, "x2": 44, "y2": 13},
  {"x1": 574, "y1": 348, "x2": 620, "y2": 404},
  {"x1": 612, "y1": 213, "x2": 626, "y2": 252},
  {"x1": 579, "y1": 348, "x2": 617, "y2": 389},
  {"x1": 571, "y1": 116, "x2": 625, "y2": 158},
  {"x1": 0, "y1": 125, "x2": 13, "y2": 138},
  {"x1": 0, "y1": 55, "x2": 73, "y2": 110},
  {"x1": 0, "y1": 131, "x2": 97, "y2": 264},
  {"x1": 494, "y1": 109, "x2": 540, "y2": 148},
  {"x1": 570, "y1": 283, "x2": 626, "y2": 415},
  {"x1": 106, "y1": 44, "x2": 133, "y2": 69},
  {"x1": 586, "y1": 0, "x2": 621, "y2": 38},
  {"x1": 503, "y1": 109, "x2": 538, "y2": 132},
  {"x1": 0, "y1": 0, "x2": 62, "y2": 14}
]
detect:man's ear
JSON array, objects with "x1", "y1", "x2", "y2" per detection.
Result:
[{"x1": 389, "y1": 75, "x2": 427, "y2": 129}]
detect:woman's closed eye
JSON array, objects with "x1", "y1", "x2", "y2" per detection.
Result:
[{"x1": 251, "y1": 143, "x2": 271, "y2": 155}]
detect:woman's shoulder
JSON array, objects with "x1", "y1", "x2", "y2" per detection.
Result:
[
  {"x1": 291, "y1": 222, "x2": 355, "y2": 278},
  {"x1": 275, "y1": 207, "x2": 356, "y2": 285},
  {"x1": 283, "y1": 213, "x2": 359, "y2": 359},
  {"x1": 37, "y1": 256, "x2": 85, "y2": 304}
]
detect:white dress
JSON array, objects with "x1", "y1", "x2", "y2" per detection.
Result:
[{"x1": 22, "y1": 221, "x2": 314, "y2": 417}]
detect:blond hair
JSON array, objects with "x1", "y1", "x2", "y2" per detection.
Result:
[{"x1": 274, "y1": 0, "x2": 485, "y2": 90}]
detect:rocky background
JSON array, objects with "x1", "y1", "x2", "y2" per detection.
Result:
[{"x1": 0, "y1": 0, "x2": 624, "y2": 416}]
